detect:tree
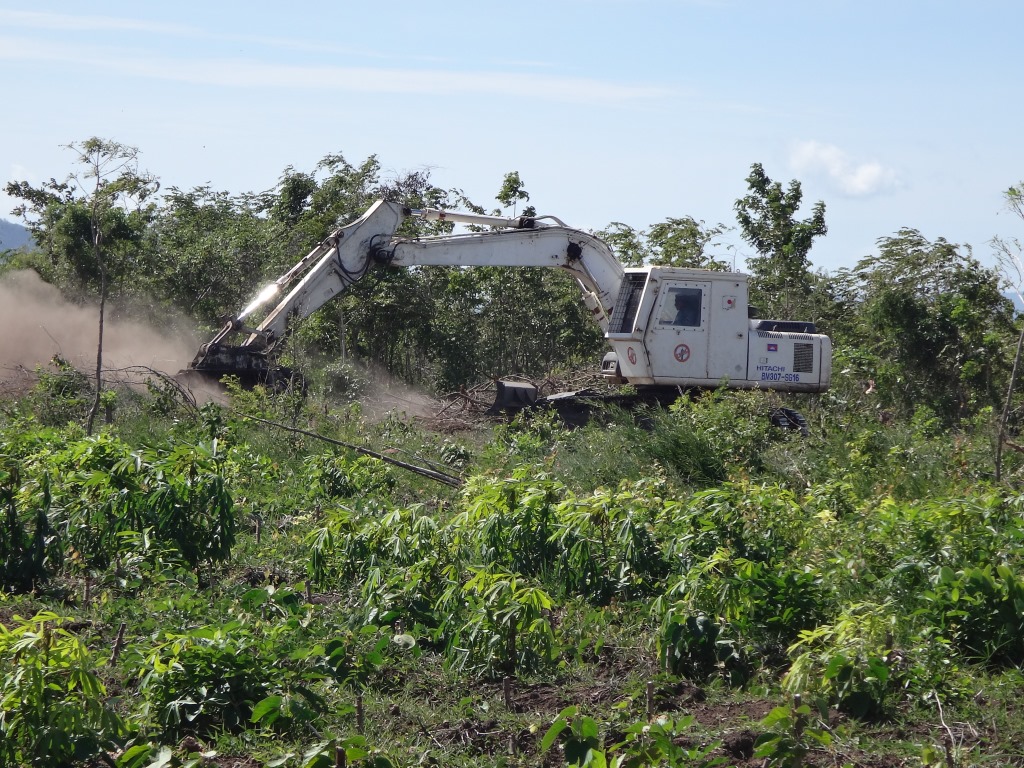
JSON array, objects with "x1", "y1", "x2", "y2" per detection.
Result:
[
  {"x1": 842, "y1": 228, "x2": 1015, "y2": 424},
  {"x1": 5, "y1": 138, "x2": 158, "y2": 434},
  {"x1": 596, "y1": 218, "x2": 732, "y2": 269},
  {"x1": 6, "y1": 179, "x2": 152, "y2": 301},
  {"x1": 436, "y1": 172, "x2": 601, "y2": 387},
  {"x1": 595, "y1": 222, "x2": 648, "y2": 268},
  {"x1": 496, "y1": 171, "x2": 533, "y2": 217},
  {"x1": 281, "y1": 153, "x2": 389, "y2": 247},
  {"x1": 993, "y1": 181, "x2": 1024, "y2": 481},
  {"x1": 72, "y1": 139, "x2": 158, "y2": 434},
  {"x1": 647, "y1": 217, "x2": 732, "y2": 270},
  {"x1": 734, "y1": 163, "x2": 827, "y2": 318},
  {"x1": 150, "y1": 186, "x2": 283, "y2": 325},
  {"x1": 992, "y1": 182, "x2": 1024, "y2": 284}
]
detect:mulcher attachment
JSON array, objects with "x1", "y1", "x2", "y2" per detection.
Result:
[
  {"x1": 183, "y1": 343, "x2": 303, "y2": 392},
  {"x1": 488, "y1": 380, "x2": 540, "y2": 414}
]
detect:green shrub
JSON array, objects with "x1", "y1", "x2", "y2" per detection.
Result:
[
  {"x1": 668, "y1": 481, "x2": 806, "y2": 566},
  {"x1": 0, "y1": 463, "x2": 57, "y2": 593},
  {"x1": 549, "y1": 478, "x2": 673, "y2": 603},
  {"x1": 134, "y1": 615, "x2": 327, "y2": 740},
  {"x1": 922, "y1": 563, "x2": 1024, "y2": 666},
  {"x1": 784, "y1": 602, "x2": 900, "y2": 718},
  {"x1": 542, "y1": 707, "x2": 724, "y2": 768},
  {"x1": 437, "y1": 566, "x2": 558, "y2": 678},
  {"x1": 0, "y1": 612, "x2": 129, "y2": 766},
  {"x1": 454, "y1": 469, "x2": 564, "y2": 578},
  {"x1": 657, "y1": 609, "x2": 746, "y2": 683},
  {"x1": 666, "y1": 389, "x2": 787, "y2": 475},
  {"x1": 25, "y1": 357, "x2": 92, "y2": 426},
  {"x1": 661, "y1": 553, "x2": 826, "y2": 652},
  {"x1": 13, "y1": 432, "x2": 237, "y2": 577},
  {"x1": 754, "y1": 698, "x2": 833, "y2": 767},
  {"x1": 455, "y1": 471, "x2": 674, "y2": 603},
  {"x1": 304, "y1": 451, "x2": 395, "y2": 501}
]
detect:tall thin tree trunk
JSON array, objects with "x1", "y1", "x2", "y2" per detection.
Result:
[
  {"x1": 86, "y1": 231, "x2": 106, "y2": 436},
  {"x1": 996, "y1": 322, "x2": 1024, "y2": 482}
]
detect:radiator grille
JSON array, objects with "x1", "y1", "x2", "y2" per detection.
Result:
[
  {"x1": 609, "y1": 274, "x2": 647, "y2": 334},
  {"x1": 793, "y1": 343, "x2": 815, "y2": 373}
]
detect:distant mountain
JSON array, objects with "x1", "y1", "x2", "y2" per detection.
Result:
[{"x1": 0, "y1": 219, "x2": 32, "y2": 251}]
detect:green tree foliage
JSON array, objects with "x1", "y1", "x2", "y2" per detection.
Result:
[
  {"x1": 734, "y1": 162, "x2": 827, "y2": 318},
  {"x1": 458, "y1": 266, "x2": 602, "y2": 385},
  {"x1": 5, "y1": 138, "x2": 157, "y2": 301},
  {"x1": 838, "y1": 228, "x2": 1015, "y2": 423},
  {"x1": 330, "y1": 170, "x2": 601, "y2": 390},
  {"x1": 597, "y1": 217, "x2": 732, "y2": 269},
  {"x1": 266, "y1": 166, "x2": 318, "y2": 229},
  {"x1": 495, "y1": 170, "x2": 533, "y2": 216},
  {"x1": 150, "y1": 186, "x2": 285, "y2": 326},
  {"x1": 6, "y1": 138, "x2": 159, "y2": 434},
  {"x1": 420, "y1": 267, "x2": 485, "y2": 387},
  {"x1": 242, "y1": 157, "x2": 597, "y2": 389},
  {"x1": 4, "y1": 146, "x2": 607, "y2": 393}
]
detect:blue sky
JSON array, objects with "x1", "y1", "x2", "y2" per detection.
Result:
[{"x1": 2, "y1": 1, "x2": 1022, "y2": 273}]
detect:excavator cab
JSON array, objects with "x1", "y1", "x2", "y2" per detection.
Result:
[{"x1": 603, "y1": 267, "x2": 831, "y2": 394}]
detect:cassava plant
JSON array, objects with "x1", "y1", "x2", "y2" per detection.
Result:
[
  {"x1": 0, "y1": 612, "x2": 130, "y2": 766},
  {"x1": 437, "y1": 565, "x2": 557, "y2": 678},
  {"x1": 784, "y1": 601, "x2": 900, "y2": 719},
  {"x1": 0, "y1": 462, "x2": 58, "y2": 593}
]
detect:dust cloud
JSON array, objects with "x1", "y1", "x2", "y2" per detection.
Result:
[
  {"x1": 360, "y1": 370, "x2": 442, "y2": 422},
  {"x1": 0, "y1": 269, "x2": 200, "y2": 380},
  {"x1": 0, "y1": 269, "x2": 450, "y2": 415}
]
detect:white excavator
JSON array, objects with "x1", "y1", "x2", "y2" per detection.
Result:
[{"x1": 186, "y1": 200, "x2": 831, "y2": 425}]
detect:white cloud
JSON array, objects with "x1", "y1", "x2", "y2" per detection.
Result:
[
  {"x1": 789, "y1": 141, "x2": 899, "y2": 197},
  {"x1": 0, "y1": 36, "x2": 671, "y2": 108},
  {"x1": 0, "y1": 36, "x2": 670, "y2": 107},
  {"x1": 0, "y1": 9, "x2": 197, "y2": 35},
  {"x1": 0, "y1": 9, "x2": 409, "y2": 62},
  {"x1": 0, "y1": 10, "x2": 668, "y2": 106}
]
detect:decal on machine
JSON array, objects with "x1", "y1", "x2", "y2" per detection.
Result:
[
  {"x1": 627, "y1": 347, "x2": 637, "y2": 365},
  {"x1": 757, "y1": 363, "x2": 800, "y2": 382},
  {"x1": 674, "y1": 343, "x2": 690, "y2": 363}
]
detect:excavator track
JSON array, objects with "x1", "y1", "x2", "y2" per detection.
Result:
[
  {"x1": 490, "y1": 380, "x2": 810, "y2": 433},
  {"x1": 490, "y1": 382, "x2": 686, "y2": 426}
]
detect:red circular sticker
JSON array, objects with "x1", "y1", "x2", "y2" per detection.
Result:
[
  {"x1": 626, "y1": 347, "x2": 637, "y2": 365},
  {"x1": 674, "y1": 343, "x2": 690, "y2": 363}
]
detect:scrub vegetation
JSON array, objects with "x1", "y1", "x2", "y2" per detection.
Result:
[{"x1": 2, "y1": 140, "x2": 1024, "y2": 766}]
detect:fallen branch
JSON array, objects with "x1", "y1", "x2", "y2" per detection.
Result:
[
  {"x1": 105, "y1": 365, "x2": 200, "y2": 412},
  {"x1": 1001, "y1": 437, "x2": 1024, "y2": 455},
  {"x1": 232, "y1": 410, "x2": 464, "y2": 488}
]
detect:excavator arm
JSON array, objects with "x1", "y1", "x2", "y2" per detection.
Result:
[
  {"x1": 187, "y1": 199, "x2": 625, "y2": 385},
  {"x1": 378, "y1": 223, "x2": 624, "y2": 332}
]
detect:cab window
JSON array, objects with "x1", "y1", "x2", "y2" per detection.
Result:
[{"x1": 659, "y1": 287, "x2": 702, "y2": 327}]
